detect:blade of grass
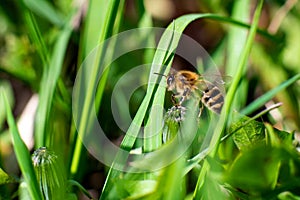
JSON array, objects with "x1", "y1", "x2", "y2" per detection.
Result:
[
  {"x1": 35, "y1": 23, "x2": 73, "y2": 148},
  {"x1": 94, "y1": 0, "x2": 125, "y2": 112},
  {"x1": 226, "y1": 0, "x2": 250, "y2": 110},
  {"x1": 1, "y1": 90, "x2": 43, "y2": 200},
  {"x1": 24, "y1": 12, "x2": 49, "y2": 68},
  {"x1": 0, "y1": 81, "x2": 14, "y2": 131},
  {"x1": 70, "y1": 0, "x2": 123, "y2": 177},
  {"x1": 220, "y1": 0, "x2": 250, "y2": 162},
  {"x1": 241, "y1": 73, "x2": 300, "y2": 115},
  {"x1": 226, "y1": 0, "x2": 250, "y2": 75},
  {"x1": 22, "y1": 0, "x2": 64, "y2": 26},
  {"x1": 193, "y1": 1, "x2": 264, "y2": 199},
  {"x1": 143, "y1": 22, "x2": 176, "y2": 154}
]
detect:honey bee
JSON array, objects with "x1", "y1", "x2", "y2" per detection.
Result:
[{"x1": 156, "y1": 68, "x2": 226, "y2": 114}]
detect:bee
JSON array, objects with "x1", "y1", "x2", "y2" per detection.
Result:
[{"x1": 156, "y1": 68, "x2": 226, "y2": 114}]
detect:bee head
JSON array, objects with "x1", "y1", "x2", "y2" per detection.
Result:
[
  {"x1": 166, "y1": 74, "x2": 176, "y2": 90},
  {"x1": 154, "y1": 71, "x2": 175, "y2": 90}
]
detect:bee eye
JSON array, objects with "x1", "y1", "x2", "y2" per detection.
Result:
[{"x1": 167, "y1": 76, "x2": 173, "y2": 85}]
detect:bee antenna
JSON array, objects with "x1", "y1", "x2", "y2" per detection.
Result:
[{"x1": 154, "y1": 72, "x2": 167, "y2": 77}]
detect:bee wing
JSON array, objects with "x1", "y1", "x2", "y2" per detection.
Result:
[
  {"x1": 199, "y1": 73, "x2": 231, "y2": 95},
  {"x1": 199, "y1": 74, "x2": 232, "y2": 85},
  {"x1": 195, "y1": 79, "x2": 227, "y2": 97}
]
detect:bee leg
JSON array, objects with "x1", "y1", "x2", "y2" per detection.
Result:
[
  {"x1": 171, "y1": 94, "x2": 178, "y2": 106},
  {"x1": 179, "y1": 97, "x2": 184, "y2": 105},
  {"x1": 179, "y1": 88, "x2": 190, "y2": 105}
]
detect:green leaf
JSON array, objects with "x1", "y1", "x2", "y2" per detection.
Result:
[
  {"x1": 227, "y1": 145, "x2": 281, "y2": 192},
  {"x1": 0, "y1": 168, "x2": 15, "y2": 185},
  {"x1": 231, "y1": 115, "x2": 265, "y2": 151},
  {"x1": 1, "y1": 90, "x2": 43, "y2": 199}
]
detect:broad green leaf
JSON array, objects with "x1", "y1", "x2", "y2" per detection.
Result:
[{"x1": 231, "y1": 115, "x2": 265, "y2": 151}]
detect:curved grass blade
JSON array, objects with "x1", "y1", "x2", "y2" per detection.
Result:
[{"x1": 1, "y1": 91, "x2": 43, "y2": 200}]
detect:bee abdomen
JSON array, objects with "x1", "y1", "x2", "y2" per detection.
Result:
[{"x1": 201, "y1": 86, "x2": 224, "y2": 114}]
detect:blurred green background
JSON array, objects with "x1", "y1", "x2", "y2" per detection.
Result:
[{"x1": 0, "y1": 0, "x2": 300, "y2": 199}]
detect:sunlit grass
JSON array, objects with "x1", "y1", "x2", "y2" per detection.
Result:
[{"x1": 0, "y1": 0, "x2": 300, "y2": 199}]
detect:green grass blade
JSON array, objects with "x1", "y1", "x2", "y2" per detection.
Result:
[
  {"x1": 35, "y1": 24, "x2": 72, "y2": 147},
  {"x1": 193, "y1": 1, "x2": 264, "y2": 199},
  {"x1": 226, "y1": 0, "x2": 250, "y2": 111},
  {"x1": 24, "y1": 12, "x2": 49, "y2": 67},
  {"x1": 94, "y1": 0, "x2": 125, "y2": 112},
  {"x1": 226, "y1": 0, "x2": 250, "y2": 74},
  {"x1": 241, "y1": 73, "x2": 300, "y2": 115},
  {"x1": 70, "y1": 0, "x2": 123, "y2": 177},
  {"x1": 1, "y1": 91, "x2": 43, "y2": 200},
  {"x1": 22, "y1": 0, "x2": 64, "y2": 26}
]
